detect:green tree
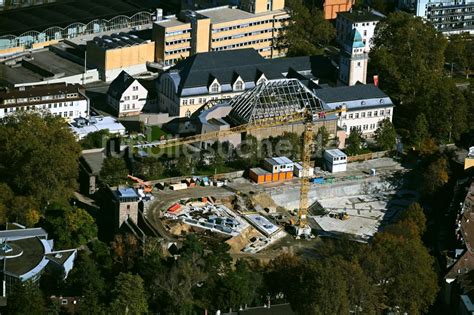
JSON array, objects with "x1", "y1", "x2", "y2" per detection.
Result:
[
  {"x1": 136, "y1": 157, "x2": 164, "y2": 180},
  {"x1": 79, "y1": 129, "x2": 110, "y2": 149},
  {"x1": 6, "y1": 281, "x2": 46, "y2": 315},
  {"x1": 110, "y1": 273, "x2": 148, "y2": 315},
  {"x1": 370, "y1": 12, "x2": 448, "y2": 136},
  {"x1": 412, "y1": 113, "x2": 429, "y2": 148},
  {"x1": 66, "y1": 253, "x2": 106, "y2": 296},
  {"x1": 9, "y1": 195, "x2": 40, "y2": 227},
  {"x1": 213, "y1": 260, "x2": 262, "y2": 311},
  {"x1": 375, "y1": 118, "x2": 397, "y2": 150},
  {"x1": 0, "y1": 112, "x2": 81, "y2": 207},
  {"x1": 314, "y1": 126, "x2": 330, "y2": 157},
  {"x1": 277, "y1": 0, "x2": 335, "y2": 56},
  {"x1": 445, "y1": 33, "x2": 473, "y2": 79},
  {"x1": 364, "y1": 232, "x2": 438, "y2": 314},
  {"x1": 44, "y1": 205, "x2": 98, "y2": 248},
  {"x1": 100, "y1": 156, "x2": 129, "y2": 186},
  {"x1": 345, "y1": 130, "x2": 363, "y2": 156}
]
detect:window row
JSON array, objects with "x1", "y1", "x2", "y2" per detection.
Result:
[
  {"x1": 212, "y1": 19, "x2": 275, "y2": 33},
  {"x1": 165, "y1": 38, "x2": 191, "y2": 46},
  {"x1": 344, "y1": 109, "x2": 391, "y2": 119},
  {"x1": 211, "y1": 38, "x2": 271, "y2": 51},
  {"x1": 165, "y1": 47, "x2": 190, "y2": 55},
  {"x1": 212, "y1": 28, "x2": 276, "y2": 42},
  {"x1": 3, "y1": 93, "x2": 79, "y2": 104},
  {"x1": 165, "y1": 29, "x2": 191, "y2": 36}
]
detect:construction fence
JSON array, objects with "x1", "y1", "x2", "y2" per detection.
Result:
[{"x1": 347, "y1": 150, "x2": 389, "y2": 163}]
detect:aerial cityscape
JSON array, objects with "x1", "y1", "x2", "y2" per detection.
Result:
[{"x1": 0, "y1": 0, "x2": 472, "y2": 314}]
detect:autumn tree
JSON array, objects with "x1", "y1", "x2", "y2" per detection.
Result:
[
  {"x1": 100, "y1": 156, "x2": 129, "y2": 186},
  {"x1": 375, "y1": 118, "x2": 397, "y2": 150},
  {"x1": 398, "y1": 202, "x2": 427, "y2": 237},
  {"x1": 0, "y1": 112, "x2": 81, "y2": 207},
  {"x1": 423, "y1": 157, "x2": 449, "y2": 195},
  {"x1": 111, "y1": 234, "x2": 140, "y2": 271}
]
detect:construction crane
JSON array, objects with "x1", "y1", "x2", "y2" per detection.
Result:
[
  {"x1": 127, "y1": 175, "x2": 153, "y2": 193},
  {"x1": 150, "y1": 106, "x2": 346, "y2": 236}
]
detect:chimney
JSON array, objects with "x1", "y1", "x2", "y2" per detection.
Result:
[{"x1": 156, "y1": 8, "x2": 163, "y2": 21}]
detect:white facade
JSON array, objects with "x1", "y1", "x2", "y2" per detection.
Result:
[
  {"x1": 293, "y1": 162, "x2": 314, "y2": 178},
  {"x1": 324, "y1": 149, "x2": 347, "y2": 173},
  {"x1": 314, "y1": 85, "x2": 394, "y2": 137},
  {"x1": 108, "y1": 75, "x2": 148, "y2": 118},
  {"x1": 69, "y1": 116, "x2": 126, "y2": 140},
  {"x1": 336, "y1": 12, "x2": 382, "y2": 53},
  {"x1": 339, "y1": 28, "x2": 368, "y2": 86},
  {"x1": 0, "y1": 85, "x2": 89, "y2": 122},
  {"x1": 340, "y1": 105, "x2": 393, "y2": 135}
]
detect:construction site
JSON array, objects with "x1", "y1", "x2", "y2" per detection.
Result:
[{"x1": 118, "y1": 79, "x2": 413, "y2": 257}]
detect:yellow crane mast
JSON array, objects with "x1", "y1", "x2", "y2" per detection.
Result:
[{"x1": 151, "y1": 107, "x2": 346, "y2": 236}]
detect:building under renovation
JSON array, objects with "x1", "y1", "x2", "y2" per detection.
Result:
[{"x1": 199, "y1": 78, "x2": 340, "y2": 145}]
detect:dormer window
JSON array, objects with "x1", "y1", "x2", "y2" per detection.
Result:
[
  {"x1": 257, "y1": 74, "x2": 267, "y2": 86},
  {"x1": 210, "y1": 83, "x2": 219, "y2": 93},
  {"x1": 234, "y1": 81, "x2": 244, "y2": 91}
]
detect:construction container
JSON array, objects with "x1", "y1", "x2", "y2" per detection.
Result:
[
  {"x1": 200, "y1": 196, "x2": 208, "y2": 203},
  {"x1": 272, "y1": 173, "x2": 279, "y2": 181},
  {"x1": 170, "y1": 183, "x2": 187, "y2": 190},
  {"x1": 285, "y1": 172, "x2": 293, "y2": 180},
  {"x1": 249, "y1": 167, "x2": 270, "y2": 184},
  {"x1": 168, "y1": 203, "x2": 181, "y2": 213},
  {"x1": 278, "y1": 172, "x2": 286, "y2": 181},
  {"x1": 156, "y1": 182, "x2": 165, "y2": 190}
]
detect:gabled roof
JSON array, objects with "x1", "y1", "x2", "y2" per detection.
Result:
[
  {"x1": 338, "y1": 10, "x2": 384, "y2": 23},
  {"x1": 163, "y1": 49, "x2": 335, "y2": 96},
  {"x1": 108, "y1": 71, "x2": 136, "y2": 99}
]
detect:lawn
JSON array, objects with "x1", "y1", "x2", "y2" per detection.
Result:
[{"x1": 149, "y1": 126, "x2": 168, "y2": 141}]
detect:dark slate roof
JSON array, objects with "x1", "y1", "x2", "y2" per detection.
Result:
[
  {"x1": 312, "y1": 84, "x2": 388, "y2": 103},
  {"x1": 165, "y1": 49, "x2": 335, "y2": 96},
  {"x1": 338, "y1": 10, "x2": 384, "y2": 23},
  {"x1": 108, "y1": 71, "x2": 135, "y2": 99}
]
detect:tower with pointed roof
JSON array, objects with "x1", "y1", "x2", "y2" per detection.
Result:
[{"x1": 338, "y1": 28, "x2": 368, "y2": 86}]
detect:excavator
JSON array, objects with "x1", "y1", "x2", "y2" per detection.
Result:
[
  {"x1": 146, "y1": 106, "x2": 347, "y2": 237},
  {"x1": 127, "y1": 175, "x2": 153, "y2": 193}
]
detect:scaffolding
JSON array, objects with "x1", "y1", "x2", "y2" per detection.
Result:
[{"x1": 228, "y1": 79, "x2": 325, "y2": 125}]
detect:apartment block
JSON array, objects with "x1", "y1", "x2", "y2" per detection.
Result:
[
  {"x1": 153, "y1": 0, "x2": 290, "y2": 67},
  {"x1": 416, "y1": 0, "x2": 474, "y2": 34},
  {"x1": 0, "y1": 83, "x2": 89, "y2": 122}
]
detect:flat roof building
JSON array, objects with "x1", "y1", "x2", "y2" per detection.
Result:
[
  {"x1": 69, "y1": 116, "x2": 126, "y2": 140},
  {"x1": 0, "y1": 227, "x2": 77, "y2": 297},
  {"x1": 153, "y1": 0, "x2": 290, "y2": 68},
  {"x1": 86, "y1": 32, "x2": 155, "y2": 82},
  {"x1": 323, "y1": 149, "x2": 347, "y2": 173}
]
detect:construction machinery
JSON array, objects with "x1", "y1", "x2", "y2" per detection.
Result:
[
  {"x1": 149, "y1": 106, "x2": 346, "y2": 237},
  {"x1": 127, "y1": 175, "x2": 153, "y2": 193}
]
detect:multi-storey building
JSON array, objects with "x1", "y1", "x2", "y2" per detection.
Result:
[
  {"x1": 86, "y1": 32, "x2": 155, "y2": 82},
  {"x1": 323, "y1": 0, "x2": 354, "y2": 19},
  {"x1": 336, "y1": 10, "x2": 383, "y2": 53},
  {"x1": 107, "y1": 71, "x2": 148, "y2": 117},
  {"x1": 157, "y1": 48, "x2": 335, "y2": 117},
  {"x1": 338, "y1": 27, "x2": 369, "y2": 86},
  {"x1": 416, "y1": 0, "x2": 474, "y2": 34},
  {"x1": 313, "y1": 84, "x2": 394, "y2": 136},
  {"x1": 0, "y1": 83, "x2": 89, "y2": 121},
  {"x1": 152, "y1": 0, "x2": 290, "y2": 68}
]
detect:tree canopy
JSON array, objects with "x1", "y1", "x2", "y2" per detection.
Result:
[
  {"x1": 99, "y1": 156, "x2": 129, "y2": 186},
  {"x1": 345, "y1": 130, "x2": 363, "y2": 156},
  {"x1": 375, "y1": 118, "x2": 397, "y2": 150},
  {"x1": 277, "y1": 0, "x2": 335, "y2": 56},
  {"x1": 0, "y1": 112, "x2": 81, "y2": 207}
]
